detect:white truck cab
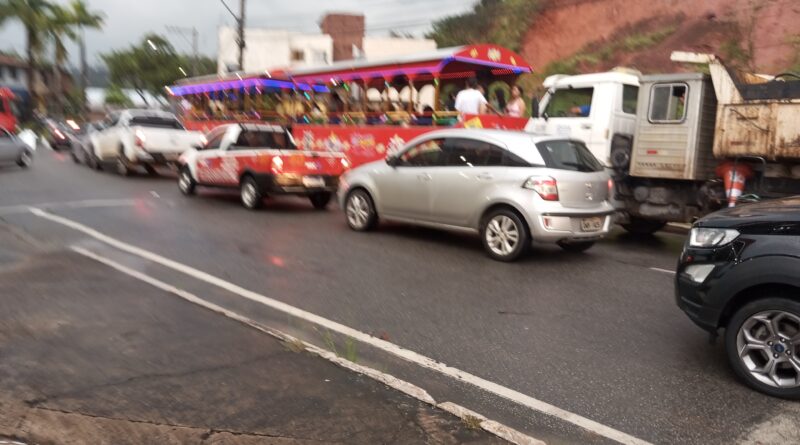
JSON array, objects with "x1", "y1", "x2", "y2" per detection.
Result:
[{"x1": 527, "y1": 70, "x2": 640, "y2": 168}]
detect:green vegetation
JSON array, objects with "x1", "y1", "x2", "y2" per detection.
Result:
[
  {"x1": 104, "y1": 84, "x2": 133, "y2": 108},
  {"x1": 789, "y1": 35, "x2": 800, "y2": 73},
  {"x1": 427, "y1": 0, "x2": 541, "y2": 52},
  {"x1": 541, "y1": 25, "x2": 677, "y2": 76},
  {"x1": 720, "y1": 37, "x2": 751, "y2": 70}
]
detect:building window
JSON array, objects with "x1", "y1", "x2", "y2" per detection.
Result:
[{"x1": 290, "y1": 50, "x2": 305, "y2": 63}]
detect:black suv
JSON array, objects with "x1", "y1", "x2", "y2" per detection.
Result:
[{"x1": 676, "y1": 197, "x2": 800, "y2": 399}]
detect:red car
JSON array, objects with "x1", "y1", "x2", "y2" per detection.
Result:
[{"x1": 178, "y1": 123, "x2": 348, "y2": 210}]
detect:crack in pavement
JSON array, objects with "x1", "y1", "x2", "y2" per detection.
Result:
[
  {"x1": 24, "y1": 354, "x2": 279, "y2": 408},
  {"x1": 27, "y1": 405, "x2": 327, "y2": 443}
]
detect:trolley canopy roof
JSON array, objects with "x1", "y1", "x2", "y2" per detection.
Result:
[{"x1": 169, "y1": 44, "x2": 532, "y2": 97}]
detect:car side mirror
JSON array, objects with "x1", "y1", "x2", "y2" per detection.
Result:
[{"x1": 386, "y1": 156, "x2": 400, "y2": 167}]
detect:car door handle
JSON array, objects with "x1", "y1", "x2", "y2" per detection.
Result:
[
  {"x1": 476, "y1": 173, "x2": 494, "y2": 180},
  {"x1": 580, "y1": 124, "x2": 592, "y2": 130},
  {"x1": 417, "y1": 173, "x2": 431, "y2": 181}
]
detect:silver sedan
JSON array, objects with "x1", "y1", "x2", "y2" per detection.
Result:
[
  {"x1": 0, "y1": 128, "x2": 33, "y2": 169},
  {"x1": 338, "y1": 129, "x2": 615, "y2": 261}
]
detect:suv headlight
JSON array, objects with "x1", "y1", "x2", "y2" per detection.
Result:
[{"x1": 689, "y1": 228, "x2": 739, "y2": 248}]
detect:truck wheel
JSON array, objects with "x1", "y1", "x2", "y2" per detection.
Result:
[
  {"x1": 725, "y1": 297, "x2": 800, "y2": 399},
  {"x1": 557, "y1": 240, "x2": 595, "y2": 253},
  {"x1": 144, "y1": 164, "x2": 158, "y2": 176},
  {"x1": 621, "y1": 217, "x2": 666, "y2": 235},
  {"x1": 610, "y1": 135, "x2": 632, "y2": 170},
  {"x1": 87, "y1": 146, "x2": 101, "y2": 170},
  {"x1": 178, "y1": 167, "x2": 196, "y2": 196},
  {"x1": 309, "y1": 192, "x2": 332, "y2": 210},
  {"x1": 116, "y1": 155, "x2": 132, "y2": 176},
  {"x1": 240, "y1": 176, "x2": 263, "y2": 210},
  {"x1": 480, "y1": 208, "x2": 530, "y2": 262}
]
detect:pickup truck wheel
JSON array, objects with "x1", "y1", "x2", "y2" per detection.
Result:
[
  {"x1": 725, "y1": 297, "x2": 800, "y2": 399},
  {"x1": 87, "y1": 146, "x2": 101, "y2": 170},
  {"x1": 178, "y1": 168, "x2": 196, "y2": 196},
  {"x1": 116, "y1": 155, "x2": 132, "y2": 176},
  {"x1": 557, "y1": 240, "x2": 595, "y2": 253},
  {"x1": 144, "y1": 164, "x2": 158, "y2": 176},
  {"x1": 621, "y1": 217, "x2": 666, "y2": 235},
  {"x1": 309, "y1": 192, "x2": 332, "y2": 210},
  {"x1": 240, "y1": 176, "x2": 263, "y2": 210},
  {"x1": 345, "y1": 189, "x2": 377, "y2": 231}
]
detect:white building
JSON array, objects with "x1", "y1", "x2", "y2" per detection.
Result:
[{"x1": 217, "y1": 13, "x2": 437, "y2": 75}]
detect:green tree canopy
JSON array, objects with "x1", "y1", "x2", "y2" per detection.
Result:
[
  {"x1": 427, "y1": 0, "x2": 540, "y2": 52},
  {"x1": 104, "y1": 84, "x2": 133, "y2": 108}
]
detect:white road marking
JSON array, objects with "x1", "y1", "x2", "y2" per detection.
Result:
[
  {"x1": 649, "y1": 267, "x2": 676, "y2": 275},
  {"x1": 71, "y1": 245, "x2": 536, "y2": 445},
  {"x1": 0, "y1": 199, "x2": 140, "y2": 216},
  {"x1": 33, "y1": 208, "x2": 650, "y2": 445}
]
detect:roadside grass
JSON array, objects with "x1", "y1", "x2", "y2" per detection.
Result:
[
  {"x1": 316, "y1": 328, "x2": 359, "y2": 363},
  {"x1": 461, "y1": 415, "x2": 483, "y2": 430}
]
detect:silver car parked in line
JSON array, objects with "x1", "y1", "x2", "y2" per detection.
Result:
[
  {"x1": 338, "y1": 129, "x2": 615, "y2": 261},
  {"x1": 0, "y1": 128, "x2": 33, "y2": 169}
]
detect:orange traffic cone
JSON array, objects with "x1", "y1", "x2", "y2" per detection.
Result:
[{"x1": 716, "y1": 162, "x2": 753, "y2": 208}]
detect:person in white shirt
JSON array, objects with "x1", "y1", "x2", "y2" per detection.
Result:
[{"x1": 454, "y1": 78, "x2": 488, "y2": 116}]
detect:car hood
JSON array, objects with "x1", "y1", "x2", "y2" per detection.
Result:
[{"x1": 695, "y1": 196, "x2": 800, "y2": 229}]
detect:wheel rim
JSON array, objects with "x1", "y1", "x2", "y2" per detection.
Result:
[
  {"x1": 346, "y1": 194, "x2": 369, "y2": 228},
  {"x1": 242, "y1": 182, "x2": 257, "y2": 207},
  {"x1": 737, "y1": 310, "x2": 800, "y2": 389},
  {"x1": 179, "y1": 171, "x2": 191, "y2": 192},
  {"x1": 485, "y1": 215, "x2": 519, "y2": 257},
  {"x1": 20, "y1": 151, "x2": 31, "y2": 165}
]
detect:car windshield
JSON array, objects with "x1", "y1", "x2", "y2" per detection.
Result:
[
  {"x1": 536, "y1": 140, "x2": 603, "y2": 172},
  {"x1": 235, "y1": 129, "x2": 296, "y2": 150},
  {"x1": 129, "y1": 116, "x2": 184, "y2": 130}
]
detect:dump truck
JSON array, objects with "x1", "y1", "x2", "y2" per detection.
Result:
[{"x1": 530, "y1": 52, "x2": 800, "y2": 234}]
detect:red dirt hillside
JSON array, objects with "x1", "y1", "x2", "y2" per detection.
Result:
[{"x1": 521, "y1": 0, "x2": 800, "y2": 74}]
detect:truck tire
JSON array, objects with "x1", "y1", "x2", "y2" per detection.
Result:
[
  {"x1": 621, "y1": 217, "x2": 666, "y2": 235},
  {"x1": 610, "y1": 134, "x2": 632, "y2": 170},
  {"x1": 309, "y1": 192, "x2": 332, "y2": 210},
  {"x1": 240, "y1": 175, "x2": 263, "y2": 210}
]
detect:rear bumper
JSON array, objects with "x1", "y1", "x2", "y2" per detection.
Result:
[
  {"x1": 523, "y1": 202, "x2": 616, "y2": 243},
  {"x1": 253, "y1": 173, "x2": 339, "y2": 195},
  {"x1": 133, "y1": 150, "x2": 183, "y2": 165}
]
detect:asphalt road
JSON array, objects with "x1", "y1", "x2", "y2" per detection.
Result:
[{"x1": 1, "y1": 149, "x2": 798, "y2": 444}]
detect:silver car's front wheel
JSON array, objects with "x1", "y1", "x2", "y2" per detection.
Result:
[
  {"x1": 481, "y1": 209, "x2": 529, "y2": 262},
  {"x1": 17, "y1": 150, "x2": 32, "y2": 168},
  {"x1": 345, "y1": 189, "x2": 377, "y2": 231}
]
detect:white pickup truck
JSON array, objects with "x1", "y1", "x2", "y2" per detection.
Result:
[{"x1": 88, "y1": 109, "x2": 204, "y2": 175}]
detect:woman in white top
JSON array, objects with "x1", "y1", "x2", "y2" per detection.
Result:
[{"x1": 505, "y1": 85, "x2": 527, "y2": 118}]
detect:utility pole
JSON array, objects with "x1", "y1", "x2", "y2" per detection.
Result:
[
  {"x1": 167, "y1": 25, "x2": 200, "y2": 76},
  {"x1": 220, "y1": 0, "x2": 246, "y2": 71}
]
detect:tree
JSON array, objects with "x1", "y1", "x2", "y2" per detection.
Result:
[
  {"x1": 47, "y1": 4, "x2": 77, "y2": 115},
  {"x1": 104, "y1": 84, "x2": 133, "y2": 108},
  {"x1": 427, "y1": 0, "x2": 540, "y2": 52},
  {"x1": 103, "y1": 34, "x2": 217, "y2": 104},
  {"x1": 0, "y1": 0, "x2": 55, "y2": 113},
  {"x1": 69, "y1": 0, "x2": 103, "y2": 108}
]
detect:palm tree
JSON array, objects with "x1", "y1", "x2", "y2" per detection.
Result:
[
  {"x1": 69, "y1": 0, "x2": 103, "y2": 111},
  {"x1": 0, "y1": 0, "x2": 55, "y2": 114},
  {"x1": 47, "y1": 4, "x2": 77, "y2": 115}
]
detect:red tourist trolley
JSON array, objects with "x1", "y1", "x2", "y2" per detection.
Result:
[
  {"x1": 168, "y1": 44, "x2": 533, "y2": 167},
  {"x1": 0, "y1": 87, "x2": 17, "y2": 132}
]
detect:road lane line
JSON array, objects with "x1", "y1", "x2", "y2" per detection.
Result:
[
  {"x1": 33, "y1": 208, "x2": 650, "y2": 445},
  {"x1": 71, "y1": 245, "x2": 542, "y2": 445},
  {"x1": 649, "y1": 267, "x2": 676, "y2": 275},
  {"x1": 0, "y1": 199, "x2": 140, "y2": 216}
]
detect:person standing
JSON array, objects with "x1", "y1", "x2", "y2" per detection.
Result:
[
  {"x1": 505, "y1": 85, "x2": 527, "y2": 118},
  {"x1": 454, "y1": 77, "x2": 488, "y2": 116}
]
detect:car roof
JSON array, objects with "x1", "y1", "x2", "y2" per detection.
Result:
[
  {"x1": 408, "y1": 128, "x2": 571, "y2": 145},
  {"x1": 124, "y1": 109, "x2": 177, "y2": 118}
]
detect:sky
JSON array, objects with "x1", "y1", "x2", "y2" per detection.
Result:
[{"x1": 0, "y1": 0, "x2": 475, "y2": 68}]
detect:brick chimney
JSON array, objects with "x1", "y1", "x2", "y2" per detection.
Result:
[{"x1": 320, "y1": 13, "x2": 365, "y2": 62}]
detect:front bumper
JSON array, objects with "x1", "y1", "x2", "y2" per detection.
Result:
[
  {"x1": 674, "y1": 245, "x2": 738, "y2": 332},
  {"x1": 133, "y1": 150, "x2": 182, "y2": 165}
]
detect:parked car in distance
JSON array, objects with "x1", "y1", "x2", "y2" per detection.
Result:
[
  {"x1": 0, "y1": 127, "x2": 33, "y2": 169},
  {"x1": 178, "y1": 123, "x2": 348, "y2": 210},
  {"x1": 43, "y1": 119, "x2": 73, "y2": 151},
  {"x1": 70, "y1": 121, "x2": 105, "y2": 168},
  {"x1": 89, "y1": 109, "x2": 204, "y2": 176},
  {"x1": 676, "y1": 197, "x2": 800, "y2": 399},
  {"x1": 338, "y1": 129, "x2": 615, "y2": 261}
]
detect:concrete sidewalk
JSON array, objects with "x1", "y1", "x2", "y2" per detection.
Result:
[{"x1": 0, "y1": 224, "x2": 500, "y2": 445}]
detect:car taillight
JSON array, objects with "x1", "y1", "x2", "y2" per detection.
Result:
[
  {"x1": 271, "y1": 156, "x2": 284, "y2": 174},
  {"x1": 608, "y1": 178, "x2": 614, "y2": 195},
  {"x1": 54, "y1": 129, "x2": 65, "y2": 140},
  {"x1": 523, "y1": 176, "x2": 559, "y2": 201},
  {"x1": 134, "y1": 129, "x2": 146, "y2": 148}
]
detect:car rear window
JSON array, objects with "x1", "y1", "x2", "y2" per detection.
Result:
[
  {"x1": 129, "y1": 116, "x2": 184, "y2": 130},
  {"x1": 234, "y1": 130, "x2": 296, "y2": 150},
  {"x1": 536, "y1": 140, "x2": 603, "y2": 172}
]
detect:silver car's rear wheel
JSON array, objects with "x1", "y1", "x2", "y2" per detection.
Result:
[
  {"x1": 736, "y1": 310, "x2": 800, "y2": 389},
  {"x1": 17, "y1": 150, "x2": 32, "y2": 168},
  {"x1": 481, "y1": 209, "x2": 529, "y2": 262}
]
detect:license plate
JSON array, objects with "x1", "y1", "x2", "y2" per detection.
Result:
[
  {"x1": 302, "y1": 176, "x2": 325, "y2": 188},
  {"x1": 580, "y1": 216, "x2": 604, "y2": 232}
]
